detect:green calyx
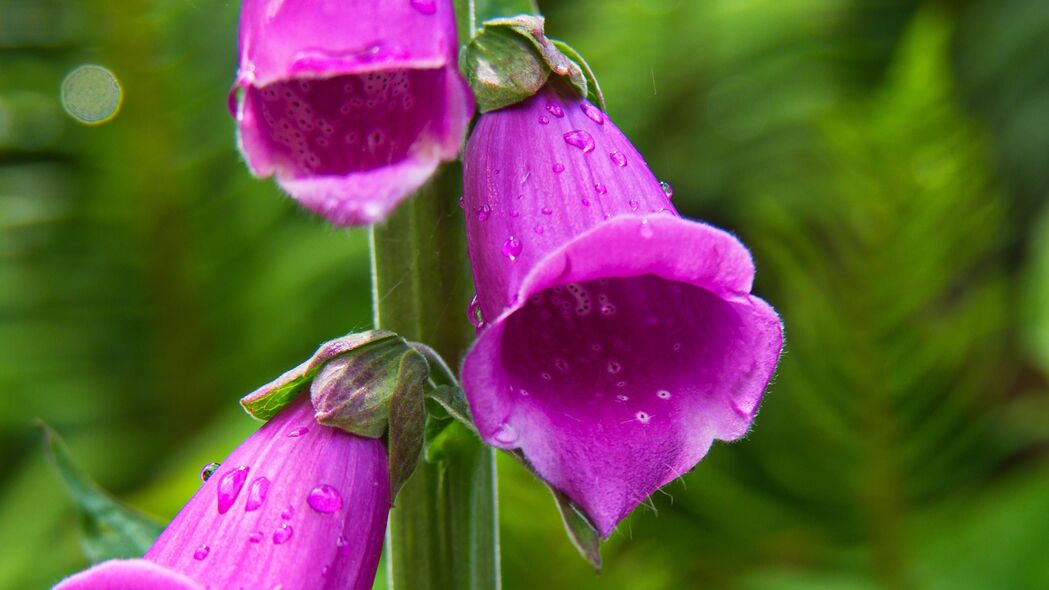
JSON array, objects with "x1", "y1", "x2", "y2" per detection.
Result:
[{"x1": 460, "y1": 14, "x2": 605, "y2": 113}]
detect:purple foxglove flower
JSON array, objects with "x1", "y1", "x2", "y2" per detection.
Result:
[
  {"x1": 461, "y1": 84, "x2": 784, "y2": 537},
  {"x1": 231, "y1": 0, "x2": 472, "y2": 225},
  {"x1": 55, "y1": 397, "x2": 389, "y2": 590}
]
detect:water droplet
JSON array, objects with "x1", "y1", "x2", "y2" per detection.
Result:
[
  {"x1": 581, "y1": 103, "x2": 604, "y2": 124},
  {"x1": 322, "y1": 565, "x2": 331, "y2": 577},
  {"x1": 199, "y1": 462, "x2": 221, "y2": 483},
  {"x1": 287, "y1": 427, "x2": 309, "y2": 438},
  {"x1": 502, "y1": 236, "x2": 522, "y2": 261},
  {"x1": 563, "y1": 130, "x2": 595, "y2": 153},
  {"x1": 534, "y1": 224, "x2": 544, "y2": 235},
  {"x1": 273, "y1": 523, "x2": 293, "y2": 545},
  {"x1": 541, "y1": 372, "x2": 552, "y2": 380},
  {"x1": 409, "y1": 0, "x2": 437, "y2": 14},
  {"x1": 552, "y1": 163, "x2": 565, "y2": 174},
  {"x1": 510, "y1": 209, "x2": 520, "y2": 218},
  {"x1": 492, "y1": 423, "x2": 518, "y2": 445},
  {"x1": 545, "y1": 103, "x2": 564, "y2": 118},
  {"x1": 216, "y1": 466, "x2": 249, "y2": 514},
  {"x1": 245, "y1": 477, "x2": 270, "y2": 512},
  {"x1": 337, "y1": 535, "x2": 352, "y2": 556},
  {"x1": 308, "y1": 484, "x2": 343, "y2": 514},
  {"x1": 581, "y1": 198, "x2": 591, "y2": 207},
  {"x1": 467, "y1": 295, "x2": 485, "y2": 330},
  {"x1": 538, "y1": 115, "x2": 549, "y2": 125},
  {"x1": 193, "y1": 545, "x2": 210, "y2": 560},
  {"x1": 657, "y1": 390, "x2": 672, "y2": 400},
  {"x1": 660, "y1": 181, "x2": 674, "y2": 199},
  {"x1": 616, "y1": 394, "x2": 629, "y2": 401},
  {"x1": 672, "y1": 341, "x2": 682, "y2": 352},
  {"x1": 639, "y1": 219, "x2": 654, "y2": 239},
  {"x1": 628, "y1": 199, "x2": 640, "y2": 211},
  {"x1": 281, "y1": 505, "x2": 295, "y2": 520},
  {"x1": 594, "y1": 183, "x2": 607, "y2": 195},
  {"x1": 607, "y1": 361, "x2": 622, "y2": 374},
  {"x1": 636, "y1": 411, "x2": 652, "y2": 424},
  {"x1": 610, "y1": 151, "x2": 628, "y2": 168},
  {"x1": 616, "y1": 380, "x2": 627, "y2": 388},
  {"x1": 458, "y1": 196, "x2": 465, "y2": 209},
  {"x1": 248, "y1": 532, "x2": 263, "y2": 543},
  {"x1": 541, "y1": 207, "x2": 553, "y2": 215},
  {"x1": 476, "y1": 204, "x2": 491, "y2": 222}
]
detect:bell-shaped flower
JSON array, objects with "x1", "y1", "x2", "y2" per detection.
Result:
[
  {"x1": 231, "y1": 0, "x2": 472, "y2": 225},
  {"x1": 54, "y1": 397, "x2": 390, "y2": 590},
  {"x1": 461, "y1": 83, "x2": 784, "y2": 537}
]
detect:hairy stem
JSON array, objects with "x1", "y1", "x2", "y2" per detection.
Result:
[{"x1": 371, "y1": 164, "x2": 500, "y2": 590}]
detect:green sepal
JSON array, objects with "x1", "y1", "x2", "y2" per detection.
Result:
[
  {"x1": 41, "y1": 424, "x2": 165, "y2": 562},
  {"x1": 240, "y1": 330, "x2": 399, "y2": 421},
  {"x1": 310, "y1": 336, "x2": 422, "y2": 438},
  {"x1": 507, "y1": 449, "x2": 603, "y2": 570},
  {"x1": 386, "y1": 350, "x2": 429, "y2": 501},
  {"x1": 551, "y1": 487, "x2": 602, "y2": 571},
  {"x1": 551, "y1": 40, "x2": 605, "y2": 111},
  {"x1": 461, "y1": 15, "x2": 592, "y2": 112}
]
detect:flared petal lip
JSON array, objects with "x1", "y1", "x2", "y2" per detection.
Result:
[
  {"x1": 54, "y1": 559, "x2": 203, "y2": 590},
  {"x1": 463, "y1": 213, "x2": 783, "y2": 446}
]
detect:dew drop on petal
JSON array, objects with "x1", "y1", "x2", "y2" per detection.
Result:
[
  {"x1": 193, "y1": 545, "x2": 210, "y2": 560},
  {"x1": 492, "y1": 423, "x2": 518, "y2": 445},
  {"x1": 534, "y1": 224, "x2": 544, "y2": 235},
  {"x1": 607, "y1": 361, "x2": 622, "y2": 374},
  {"x1": 273, "y1": 524, "x2": 293, "y2": 545},
  {"x1": 458, "y1": 196, "x2": 465, "y2": 209},
  {"x1": 199, "y1": 462, "x2": 221, "y2": 483},
  {"x1": 538, "y1": 115, "x2": 549, "y2": 125},
  {"x1": 610, "y1": 150, "x2": 627, "y2": 167},
  {"x1": 337, "y1": 535, "x2": 352, "y2": 556},
  {"x1": 657, "y1": 389, "x2": 672, "y2": 400},
  {"x1": 552, "y1": 163, "x2": 565, "y2": 174},
  {"x1": 594, "y1": 183, "x2": 607, "y2": 195},
  {"x1": 248, "y1": 532, "x2": 263, "y2": 544},
  {"x1": 545, "y1": 103, "x2": 564, "y2": 118},
  {"x1": 245, "y1": 477, "x2": 270, "y2": 512},
  {"x1": 287, "y1": 427, "x2": 309, "y2": 438},
  {"x1": 409, "y1": 0, "x2": 437, "y2": 14},
  {"x1": 467, "y1": 294, "x2": 485, "y2": 329},
  {"x1": 216, "y1": 466, "x2": 250, "y2": 514},
  {"x1": 307, "y1": 484, "x2": 343, "y2": 514},
  {"x1": 636, "y1": 411, "x2": 652, "y2": 424},
  {"x1": 563, "y1": 130, "x2": 595, "y2": 153},
  {"x1": 581, "y1": 198, "x2": 591, "y2": 207},
  {"x1": 502, "y1": 236, "x2": 522, "y2": 261},
  {"x1": 581, "y1": 103, "x2": 605, "y2": 124},
  {"x1": 476, "y1": 204, "x2": 491, "y2": 222},
  {"x1": 628, "y1": 199, "x2": 640, "y2": 211},
  {"x1": 660, "y1": 180, "x2": 674, "y2": 199},
  {"x1": 616, "y1": 394, "x2": 629, "y2": 401},
  {"x1": 639, "y1": 219, "x2": 654, "y2": 239},
  {"x1": 541, "y1": 207, "x2": 553, "y2": 215},
  {"x1": 281, "y1": 505, "x2": 295, "y2": 520}
]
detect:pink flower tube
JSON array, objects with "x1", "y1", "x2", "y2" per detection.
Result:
[
  {"x1": 55, "y1": 397, "x2": 389, "y2": 589},
  {"x1": 461, "y1": 84, "x2": 784, "y2": 537},
  {"x1": 231, "y1": 0, "x2": 472, "y2": 225}
]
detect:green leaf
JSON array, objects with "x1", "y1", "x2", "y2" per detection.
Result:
[
  {"x1": 460, "y1": 23, "x2": 551, "y2": 112},
  {"x1": 428, "y1": 385, "x2": 476, "y2": 434},
  {"x1": 41, "y1": 424, "x2": 164, "y2": 562},
  {"x1": 455, "y1": 0, "x2": 539, "y2": 41}
]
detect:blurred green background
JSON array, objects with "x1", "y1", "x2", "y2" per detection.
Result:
[{"x1": 3, "y1": 0, "x2": 1049, "y2": 588}]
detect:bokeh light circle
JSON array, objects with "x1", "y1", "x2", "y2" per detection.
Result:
[{"x1": 60, "y1": 65, "x2": 122, "y2": 125}]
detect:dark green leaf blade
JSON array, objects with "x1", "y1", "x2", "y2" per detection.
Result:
[{"x1": 41, "y1": 424, "x2": 164, "y2": 562}]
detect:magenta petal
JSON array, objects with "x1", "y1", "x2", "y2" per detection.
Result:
[
  {"x1": 143, "y1": 398, "x2": 389, "y2": 590},
  {"x1": 232, "y1": 0, "x2": 472, "y2": 226},
  {"x1": 461, "y1": 85, "x2": 784, "y2": 537},
  {"x1": 54, "y1": 559, "x2": 202, "y2": 590}
]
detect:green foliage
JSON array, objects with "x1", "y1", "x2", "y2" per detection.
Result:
[
  {"x1": 3, "y1": 0, "x2": 1049, "y2": 589},
  {"x1": 41, "y1": 425, "x2": 163, "y2": 562}
]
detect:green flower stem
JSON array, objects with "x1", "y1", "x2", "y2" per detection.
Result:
[{"x1": 371, "y1": 163, "x2": 500, "y2": 590}]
